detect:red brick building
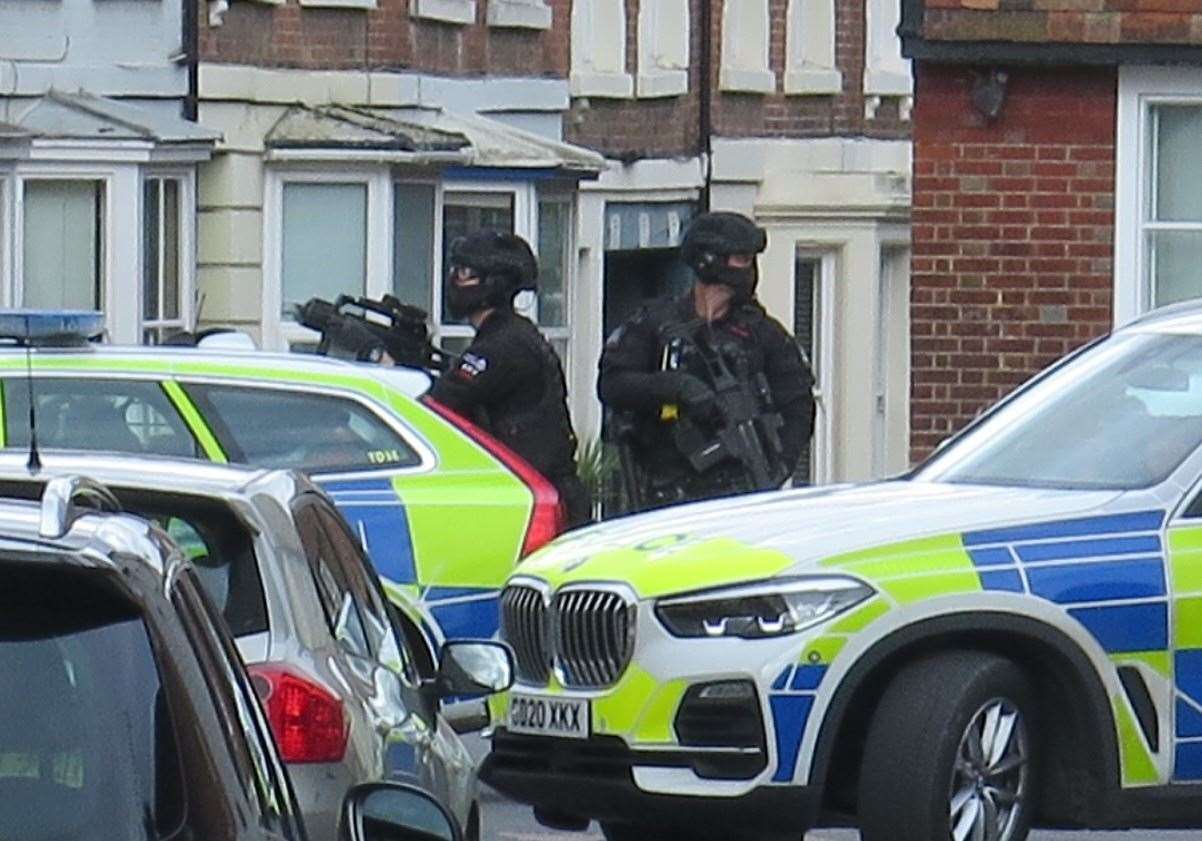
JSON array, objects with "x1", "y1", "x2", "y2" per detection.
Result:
[{"x1": 901, "y1": 0, "x2": 1202, "y2": 460}]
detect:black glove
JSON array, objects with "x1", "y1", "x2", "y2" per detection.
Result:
[{"x1": 667, "y1": 372, "x2": 718, "y2": 420}]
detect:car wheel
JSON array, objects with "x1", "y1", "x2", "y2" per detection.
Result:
[{"x1": 858, "y1": 651, "x2": 1037, "y2": 841}]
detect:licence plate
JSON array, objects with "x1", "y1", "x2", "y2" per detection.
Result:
[{"x1": 508, "y1": 693, "x2": 590, "y2": 739}]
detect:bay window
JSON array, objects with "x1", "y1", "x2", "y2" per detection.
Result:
[
  {"x1": 22, "y1": 179, "x2": 105, "y2": 310},
  {"x1": 142, "y1": 176, "x2": 185, "y2": 344}
]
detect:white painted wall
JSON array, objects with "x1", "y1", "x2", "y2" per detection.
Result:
[{"x1": 0, "y1": 0, "x2": 186, "y2": 103}]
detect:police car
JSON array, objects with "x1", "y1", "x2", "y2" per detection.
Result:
[
  {"x1": 0, "y1": 311, "x2": 562, "y2": 673},
  {"x1": 483, "y1": 300, "x2": 1202, "y2": 841}
]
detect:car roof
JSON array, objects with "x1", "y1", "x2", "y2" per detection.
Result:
[
  {"x1": 0, "y1": 450, "x2": 278, "y2": 497},
  {"x1": 0, "y1": 492, "x2": 175, "y2": 579},
  {"x1": 0, "y1": 344, "x2": 434, "y2": 398},
  {"x1": 1123, "y1": 299, "x2": 1202, "y2": 334}
]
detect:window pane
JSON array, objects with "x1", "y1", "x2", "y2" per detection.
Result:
[
  {"x1": 23, "y1": 180, "x2": 103, "y2": 310},
  {"x1": 282, "y1": 183, "x2": 367, "y2": 316},
  {"x1": 394, "y1": 183, "x2": 436, "y2": 310},
  {"x1": 0, "y1": 567, "x2": 183, "y2": 838},
  {"x1": 1155, "y1": 105, "x2": 1202, "y2": 223},
  {"x1": 185, "y1": 384, "x2": 421, "y2": 473},
  {"x1": 3, "y1": 377, "x2": 200, "y2": 458},
  {"x1": 537, "y1": 198, "x2": 570, "y2": 327},
  {"x1": 143, "y1": 180, "x2": 160, "y2": 320},
  {"x1": 1150, "y1": 229, "x2": 1202, "y2": 308},
  {"x1": 164, "y1": 180, "x2": 180, "y2": 320},
  {"x1": 441, "y1": 193, "x2": 514, "y2": 324}
]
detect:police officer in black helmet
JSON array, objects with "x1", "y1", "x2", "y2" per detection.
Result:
[
  {"x1": 428, "y1": 230, "x2": 590, "y2": 528},
  {"x1": 598, "y1": 211, "x2": 816, "y2": 510}
]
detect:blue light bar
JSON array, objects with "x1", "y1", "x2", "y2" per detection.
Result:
[{"x1": 0, "y1": 310, "x2": 105, "y2": 346}]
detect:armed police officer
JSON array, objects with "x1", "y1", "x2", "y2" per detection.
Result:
[
  {"x1": 428, "y1": 230, "x2": 590, "y2": 528},
  {"x1": 598, "y1": 211, "x2": 815, "y2": 511}
]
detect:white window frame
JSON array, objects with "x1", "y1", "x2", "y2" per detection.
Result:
[
  {"x1": 487, "y1": 0, "x2": 552, "y2": 29},
  {"x1": 436, "y1": 181, "x2": 533, "y2": 345},
  {"x1": 784, "y1": 0, "x2": 842, "y2": 96},
  {"x1": 637, "y1": 0, "x2": 689, "y2": 98},
  {"x1": 1116, "y1": 66, "x2": 1202, "y2": 327},
  {"x1": 864, "y1": 0, "x2": 912, "y2": 97},
  {"x1": 794, "y1": 250, "x2": 837, "y2": 485},
  {"x1": 720, "y1": 0, "x2": 775, "y2": 94},
  {"x1": 263, "y1": 166, "x2": 393, "y2": 351},
  {"x1": 141, "y1": 169, "x2": 196, "y2": 343},
  {"x1": 570, "y1": 0, "x2": 633, "y2": 98},
  {"x1": 10, "y1": 163, "x2": 142, "y2": 342},
  {"x1": 0, "y1": 173, "x2": 9, "y2": 305},
  {"x1": 410, "y1": 0, "x2": 476, "y2": 25}
]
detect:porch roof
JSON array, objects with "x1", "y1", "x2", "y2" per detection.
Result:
[
  {"x1": 14, "y1": 91, "x2": 220, "y2": 144},
  {"x1": 264, "y1": 103, "x2": 605, "y2": 175}
]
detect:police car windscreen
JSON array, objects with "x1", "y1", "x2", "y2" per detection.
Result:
[{"x1": 915, "y1": 332, "x2": 1202, "y2": 490}]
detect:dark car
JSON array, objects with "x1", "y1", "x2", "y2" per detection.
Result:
[{"x1": 0, "y1": 473, "x2": 498, "y2": 841}]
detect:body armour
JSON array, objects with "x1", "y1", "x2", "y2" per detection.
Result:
[{"x1": 429, "y1": 309, "x2": 588, "y2": 525}]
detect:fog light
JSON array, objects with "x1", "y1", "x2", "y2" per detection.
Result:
[{"x1": 698, "y1": 680, "x2": 755, "y2": 700}]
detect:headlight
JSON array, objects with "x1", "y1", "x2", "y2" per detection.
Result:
[{"x1": 655, "y1": 576, "x2": 875, "y2": 639}]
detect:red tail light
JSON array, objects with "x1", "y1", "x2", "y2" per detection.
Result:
[
  {"x1": 247, "y1": 664, "x2": 347, "y2": 764},
  {"x1": 421, "y1": 395, "x2": 565, "y2": 557}
]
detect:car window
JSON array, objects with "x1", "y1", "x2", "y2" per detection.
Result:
[
  {"x1": 915, "y1": 332, "x2": 1202, "y2": 490},
  {"x1": 112, "y1": 489, "x2": 269, "y2": 638},
  {"x1": 183, "y1": 383, "x2": 421, "y2": 473},
  {"x1": 0, "y1": 562, "x2": 185, "y2": 841},
  {"x1": 315, "y1": 504, "x2": 417, "y2": 681},
  {"x1": 174, "y1": 573, "x2": 301, "y2": 839},
  {"x1": 2, "y1": 377, "x2": 200, "y2": 457},
  {"x1": 294, "y1": 501, "x2": 373, "y2": 659}
]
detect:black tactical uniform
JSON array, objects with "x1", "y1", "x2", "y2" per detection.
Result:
[
  {"x1": 428, "y1": 231, "x2": 590, "y2": 528},
  {"x1": 598, "y1": 212, "x2": 815, "y2": 510}
]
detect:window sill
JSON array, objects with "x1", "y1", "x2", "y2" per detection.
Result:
[
  {"x1": 784, "y1": 68, "x2": 843, "y2": 96},
  {"x1": 570, "y1": 71, "x2": 634, "y2": 99},
  {"x1": 410, "y1": 0, "x2": 476, "y2": 25},
  {"x1": 637, "y1": 70, "x2": 688, "y2": 99},
  {"x1": 487, "y1": 0, "x2": 552, "y2": 29},
  {"x1": 864, "y1": 68, "x2": 912, "y2": 97},
  {"x1": 719, "y1": 67, "x2": 776, "y2": 95}
]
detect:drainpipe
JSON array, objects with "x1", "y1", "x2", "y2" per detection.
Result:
[
  {"x1": 183, "y1": 0, "x2": 199, "y2": 120},
  {"x1": 698, "y1": 0, "x2": 714, "y2": 212}
]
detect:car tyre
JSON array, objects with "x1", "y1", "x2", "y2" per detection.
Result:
[{"x1": 857, "y1": 650, "x2": 1037, "y2": 841}]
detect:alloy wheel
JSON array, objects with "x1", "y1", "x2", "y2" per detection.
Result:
[{"x1": 948, "y1": 697, "x2": 1029, "y2": 841}]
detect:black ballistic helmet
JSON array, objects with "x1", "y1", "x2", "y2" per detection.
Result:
[
  {"x1": 449, "y1": 230, "x2": 538, "y2": 303},
  {"x1": 679, "y1": 212, "x2": 767, "y2": 280}
]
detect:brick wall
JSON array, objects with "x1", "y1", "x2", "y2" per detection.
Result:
[
  {"x1": 919, "y1": 1, "x2": 1202, "y2": 46},
  {"x1": 565, "y1": 0, "x2": 909, "y2": 159},
  {"x1": 909, "y1": 64, "x2": 1116, "y2": 462},
  {"x1": 199, "y1": 0, "x2": 570, "y2": 77}
]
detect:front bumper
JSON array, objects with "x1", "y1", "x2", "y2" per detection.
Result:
[{"x1": 480, "y1": 729, "x2": 820, "y2": 834}]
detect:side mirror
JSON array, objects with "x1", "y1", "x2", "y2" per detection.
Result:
[
  {"x1": 436, "y1": 640, "x2": 514, "y2": 697},
  {"x1": 341, "y1": 781, "x2": 461, "y2": 841}
]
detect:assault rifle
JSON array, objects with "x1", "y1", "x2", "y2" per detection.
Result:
[
  {"x1": 295, "y1": 294, "x2": 452, "y2": 373},
  {"x1": 662, "y1": 320, "x2": 786, "y2": 493},
  {"x1": 611, "y1": 320, "x2": 787, "y2": 513}
]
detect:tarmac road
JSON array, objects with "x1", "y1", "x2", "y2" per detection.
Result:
[{"x1": 481, "y1": 784, "x2": 1200, "y2": 841}]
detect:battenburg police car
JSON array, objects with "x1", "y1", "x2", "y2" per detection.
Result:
[
  {"x1": 483, "y1": 300, "x2": 1202, "y2": 841},
  {"x1": 0, "y1": 311, "x2": 563, "y2": 670}
]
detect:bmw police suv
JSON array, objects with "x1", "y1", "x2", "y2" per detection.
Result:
[{"x1": 483, "y1": 301, "x2": 1202, "y2": 841}]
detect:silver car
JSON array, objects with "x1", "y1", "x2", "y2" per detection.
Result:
[{"x1": 0, "y1": 452, "x2": 484, "y2": 841}]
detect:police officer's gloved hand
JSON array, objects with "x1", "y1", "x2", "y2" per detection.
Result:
[{"x1": 669, "y1": 372, "x2": 719, "y2": 420}]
